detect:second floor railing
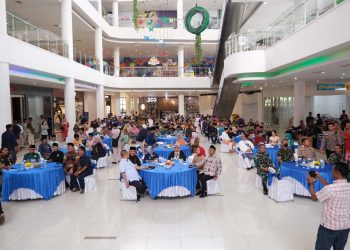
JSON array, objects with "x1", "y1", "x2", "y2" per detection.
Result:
[
  {"x1": 6, "y1": 12, "x2": 68, "y2": 57},
  {"x1": 73, "y1": 49, "x2": 100, "y2": 71},
  {"x1": 104, "y1": 66, "x2": 214, "y2": 77}
]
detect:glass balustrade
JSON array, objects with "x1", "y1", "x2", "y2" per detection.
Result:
[
  {"x1": 6, "y1": 12, "x2": 68, "y2": 57},
  {"x1": 73, "y1": 49, "x2": 100, "y2": 71},
  {"x1": 225, "y1": 0, "x2": 349, "y2": 56}
]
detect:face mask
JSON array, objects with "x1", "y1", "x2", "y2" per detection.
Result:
[{"x1": 283, "y1": 143, "x2": 288, "y2": 147}]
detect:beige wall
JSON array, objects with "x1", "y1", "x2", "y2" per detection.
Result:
[
  {"x1": 84, "y1": 92, "x2": 97, "y2": 121},
  {"x1": 199, "y1": 95, "x2": 215, "y2": 115}
]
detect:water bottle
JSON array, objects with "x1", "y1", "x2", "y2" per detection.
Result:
[
  {"x1": 20, "y1": 160, "x2": 25, "y2": 171},
  {"x1": 43, "y1": 160, "x2": 47, "y2": 168}
]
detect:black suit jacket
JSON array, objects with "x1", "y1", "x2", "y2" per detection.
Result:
[{"x1": 168, "y1": 150, "x2": 186, "y2": 161}]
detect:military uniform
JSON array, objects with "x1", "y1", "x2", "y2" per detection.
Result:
[
  {"x1": 254, "y1": 152, "x2": 274, "y2": 192},
  {"x1": 277, "y1": 148, "x2": 294, "y2": 163},
  {"x1": 320, "y1": 131, "x2": 341, "y2": 159},
  {"x1": 328, "y1": 152, "x2": 344, "y2": 165}
]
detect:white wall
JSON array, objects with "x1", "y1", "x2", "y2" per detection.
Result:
[
  {"x1": 313, "y1": 95, "x2": 348, "y2": 117},
  {"x1": 199, "y1": 95, "x2": 215, "y2": 115},
  {"x1": 232, "y1": 92, "x2": 263, "y2": 122},
  {"x1": 83, "y1": 92, "x2": 97, "y2": 121}
]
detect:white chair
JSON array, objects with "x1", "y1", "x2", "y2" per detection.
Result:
[
  {"x1": 236, "y1": 150, "x2": 249, "y2": 169},
  {"x1": 84, "y1": 169, "x2": 97, "y2": 192},
  {"x1": 96, "y1": 155, "x2": 108, "y2": 169},
  {"x1": 207, "y1": 179, "x2": 221, "y2": 195},
  {"x1": 187, "y1": 155, "x2": 194, "y2": 164},
  {"x1": 220, "y1": 138, "x2": 230, "y2": 153},
  {"x1": 268, "y1": 177, "x2": 294, "y2": 202},
  {"x1": 120, "y1": 180, "x2": 137, "y2": 201},
  {"x1": 255, "y1": 175, "x2": 263, "y2": 190}
]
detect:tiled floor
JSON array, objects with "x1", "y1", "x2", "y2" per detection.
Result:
[{"x1": 1, "y1": 137, "x2": 349, "y2": 250}]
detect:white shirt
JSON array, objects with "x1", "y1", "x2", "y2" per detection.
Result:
[
  {"x1": 221, "y1": 131, "x2": 230, "y2": 141},
  {"x1": 237, "y1": 139, "x2": 254, "y2": 152},
  {"x1": 119, "y1": 159, "x2": 141, "y2": 182},
  {"x1": 148, "y1": 118, "x2": 154, "y2": 127}
]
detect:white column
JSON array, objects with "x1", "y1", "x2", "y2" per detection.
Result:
[
  {"x1": 61, "y1": 0, "x2": 74, "y2": 60},
  {"x1": 64, "y1": 78, "x2": 76, "y2": 137},
  {"x1": 178, "y1": 45, "x2": 184, "y2": 77},
  {"x1": 177, "y1": 0, "x2": 183, "y2": 29},
  {"x1": 113, "y1": 92, "x2": 120, "y2": 116},
  {"x1": 97, "y1": 0, "x2": 102, "y2": 15},
  {"x1": 0, "y1": 63, "x2": 12, "y2": 144},
  {"x1": 95, "y1": 27, "x2": 103, "y2": 73},
  {"x1": 293, "y1": 81, "x2": 306, "y2": 127},
  {"x1": 0, "y1": 0, "x2": 7, "y2": 35},
  {"x1": 112, "y1": 0, "x2": 119, "y2": 26},
  {"x1": 178, "y1": 94, "x2": 185, "y2": 116},
  {"x1": 96, "y1": 85, "x2": 105, "y2": 119},
  {"x1": 113, "y1": 47, "x2": 120, "y2": 76}
]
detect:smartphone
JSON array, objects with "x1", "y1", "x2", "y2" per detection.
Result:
[{"x1": 308, "y1": 170, "x2": 316, "y2": 178}]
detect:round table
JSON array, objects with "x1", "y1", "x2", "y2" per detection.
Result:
[
  {"x1": 2, "y1": 162, "x2": 65, "y2": 201},
  {"x1": 103, "y1": 137, "x2": 113, "y2": 150},
  {"x1": 140, "y1": 162, "x2": 197, "y2": 198},
  {"x1": 156, "y1": 136, "x2": 188, "y2": 145},
  {"x1": 280, "y1": 162, "x2": 333, "y2": 197},
  {"x1": 253, "y1": 146, "x2": 279, "y2": 168},
  {"x1": 154, "y1": 145, "x2": 191, "y2": 159}
]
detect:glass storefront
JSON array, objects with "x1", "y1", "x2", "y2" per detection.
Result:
[{"x1": 264, "y1": 96, "x2": 294, "y2": 128}]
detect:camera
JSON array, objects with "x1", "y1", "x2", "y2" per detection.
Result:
[{"x1": 308, "y1": 170, "x2": 317, "y2": 178}]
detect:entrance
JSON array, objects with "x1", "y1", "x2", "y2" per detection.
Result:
[{"x1": 11, "y1": 95, "x2": 25, "y2": 122}]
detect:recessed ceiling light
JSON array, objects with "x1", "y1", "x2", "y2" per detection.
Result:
[
  {"x1": 263, "y1": 1, "x2": 268, "y2": 5},
  {"x1": 341, "y1": 76, "x2": 344, "y2": 80},
  {"x1": 321, "y1": 71, "x2": 325, "y2": 74},
  {"x1": 259, "y1": 87, "x2": 263, "y2": 90},
  {"x1": 294, "y1": 77, "x2": 298, "y2": 80},
  {"x1": 317, "y1": 80, "x2": 319, "y2": 82},
  {"x1": 342, "y1": 73, "x2": 346, "y2": 76}
]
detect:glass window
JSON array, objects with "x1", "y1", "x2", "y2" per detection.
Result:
[{"x1": 120, "y1": 97, "x2": 126, "y2": 116}]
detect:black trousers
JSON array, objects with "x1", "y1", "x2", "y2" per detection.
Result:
[
  {"x1": 129, "y1": 180, "x2": 146, "y2": 195},
  {"x1": 70, "y1": 170, "x2": 92, "y2": 190},
  {"x1": 196, "y1": 170, "x2": 201, "y2": 190},
  {"x1": 8, "y1": 149, "x2": 16, "y2": 165},
  {"x1": 0, "y1": 201, "x2": 3, "y2": 214},
  {"x1": 326, "y1": 149, "x2": 335, "y2": 159},
  {"x1": 199, "y1": 174, "x2": 214, "y2": 194},
  {"x1": 315, "y1": 225, "x2": 349, "y2": 250}
]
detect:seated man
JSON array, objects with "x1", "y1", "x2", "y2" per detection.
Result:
[
  {"x1": 221, "y1": 128, "x2": 235, "y2": 153},
  {"x1": 143, "y1": 146, "x2": 159, "y2": 163},
  {"x1": 38, "y1": 136, "x2": 52, "y2": 160},
  {"x1": 78, "y1": 128, "x2": 88, "y2": 142},
  {"x1": 48, "y1": 134, "x2": 61, "y2": 148},
  {"x1": 253, "y1": 131, "x2": 266, "y2": 146},
  {"x1": 194, "y1": 145, "x2": 222, "y2": 198},
  {"x1": 254, "y1": 143, "x2": 274, "y2": 195},
  {"x1": 72, "y1": 133, "x2": 82, "y2": 147},
  {"x1": 70, "y1": 146, "x2": 92, "y2": 194},
  {"x1": 328, "y1": 144, "x2": 345, "y2": 165},
  {"x1": 237, "y1": 133, "x2": 255, "y2": 170},
  {"x1": 168, "y1": 144, "x2": 186, "y2": 161},
  {"x1": 297, "y1": 138, "x2": 316, "y2": 160},
  {"x1": 129, "y1": 146, "x2": 142, "y2": 166},
  {"x1": 23, "y1": 145, "x2": 40, "y2": 162},
  {"x1": 63, "y1": 143, "x2": 78, "y2": 175},
  {"x1": 48, "y1": 143, "x2": 64, "y2": 163},
  {"x1": 144, "y1": 127, "x2": 157, "y2": 148},
  {"x1": 119, "y1": 150, "x2": 146, "y2": 201},
  {"x1": 277, "y1": 139, "x2": 294, "y2": 165}
]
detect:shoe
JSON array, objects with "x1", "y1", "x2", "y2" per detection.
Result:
[
  {"x1": 247, "y1": 167, "x2": 253, "y2": 171},
  {"x1": 195, "y1": 190, "x2": 201, "y2": 196},
  {"x1": 80, "y1": 189, "x2": 85, "y2": 194},
  {"x1": 112, "y1": 162, "x2": 117, "y2": 164},
  {"x1": 263, "y1": 189, "x2": 268, "y2": 195},
  {"x1": 0, "y1": 213, "x2": 4, "y2": 225},
  {"x1": 137, "y1": 194, "x2": 141, "y2": 201},
  {"x1": 72, "y1": 188, "x2": 80, "y2": 192},
  {"x1": 199, "y1": 192, "x2": 207, "y2": 198}
]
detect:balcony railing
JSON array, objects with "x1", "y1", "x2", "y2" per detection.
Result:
[
  {"x1": 104, "y1": 66, "x2": 213, "y2": 77},
  {"x1": 225, "y1": 0, "x2": 349, "y2": 56},
  {"x1": 6, "y1": 12, "x2": 68, "y2": 57},
  {"x1": 88, "y1": 0, "x2": 99, "y2": 11},
  {"x1": 73, "y1": 49, "x2": 100, "y2": 71},
  {"x1": 103, "y1": 15, "x2": 221, "y2": 29}
]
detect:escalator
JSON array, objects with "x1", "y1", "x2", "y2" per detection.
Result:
[{"x1": 212, "y1": 1, "x2": 262, "y2": 119}]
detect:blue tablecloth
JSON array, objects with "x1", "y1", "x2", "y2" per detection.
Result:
[
  {"x1": 280, "y1": 162, "x2": 333, "y2": 192},
  {"x1": 2, "y1": 162, "x2": 65, "y2": 202},
  {"x1": 60, "y1": 147, "x2": 92, "y2": 158},
  {"x1": 233, "y1": 136, "x2": 242, "y2": 144},
  {"x1": 140, "y1": 162, "x2": 197, "y2": 198},
  {"x1": 103, "y1": 137, "x2": 113, "y2": 150},
  {"x1": 253, "y1": 146, "x2": 279, "y2": 168},
  {"x1": 156, "y1": 136, "x2": 188, "y2": 145},
  {"x1": 154, "y1": 145, "x2": 191, "y2": 159}
]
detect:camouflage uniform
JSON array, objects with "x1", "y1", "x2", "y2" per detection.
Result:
[
  {"x1": 277, "y1": 148, "x2": 294, "y2": 163},
  {"x1": 328, "y1": 152, "x2": 344, "y2": 165},
  {"x1": 254, "y1": 152, "x2": 273, "y2": 184}
]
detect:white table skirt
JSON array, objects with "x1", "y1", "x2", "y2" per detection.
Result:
[
  {"x1": 282, "y1": 176, "x2": 311, "y2": 197},
  {"x1": 158, "y1": 186, "x2": 191, "y2": 197},
  {"x1": 9, "y1": 180, "x2": 66, "y2": 200}
]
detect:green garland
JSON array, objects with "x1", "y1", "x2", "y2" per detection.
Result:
[
  {"x1": 132, "y1": 0, "x2": 139, "y2": 31},
  {"x1": 184, "y1": 6, "x2": 209, "y2": 64}
]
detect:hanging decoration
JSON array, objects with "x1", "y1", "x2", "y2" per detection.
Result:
[
  {"x1": 184, "y1": 6, "x2": 210, "y2": 64},
  {"x1": 132, "y1": 0, "x2": 139, "y2": 30}
]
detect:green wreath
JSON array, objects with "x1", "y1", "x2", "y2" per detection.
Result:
[{"x1": 185, "y1": 6, "x2": 209, "y2": 64}]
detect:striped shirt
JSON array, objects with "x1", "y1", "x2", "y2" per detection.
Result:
[{"x1": 316, "y1": 179, "x2": 350, "y2": 230}]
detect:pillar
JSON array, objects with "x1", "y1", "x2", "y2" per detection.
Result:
[
  {"x1": 64, "y1": 78, "x2": 76, "y2": 137},
  {"x1": 0, "y1": 63, "x2": 12, "y2": 144},
  {"x1": 61, "y1": 0, "x2": 74, "y2": 60},
  {"x1": 0, "y1": 0, "x2": 7, "y2": 35},
  {"x1": 112, "y1": 0, "x2": 119, "y2": 26},
  {"x1": 257, "y1": 92, "x2": 263, "y2": 122},
  {"x1": 97, "y1": 0, "x2": 102, "y2": 15},
  {"x1": 96, "y1": 85, "x2": 104, "y2": 119},
  {"x1": 177, "y1": 0, "x2": 183, "y2": 29},
  {"x1": 95, "y1": 27, "x2": 103, "y2": 73},
  {"x1": 113, "y1": 47, "x2": 120, "y2": 76},
  {"x1": 178, "y1": 94, "x2": 185, "y2": 116},
  {"x1": 293, "y1": 81, "x2": 306, "y2": 127},
  {"x1": 113, "y1": 92, "x2": 120, "y2": 116},
  {"x1": 178, "y1": 45, "x2": 184, "y2": 77}
]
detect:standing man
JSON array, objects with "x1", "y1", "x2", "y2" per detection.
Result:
[
  {"x1": 1, "y1": 124, "x2": 17, "y2": 163},
  {"x1": 194, "y1": 145, "x2": 222, "y2": 198},
  {"x1": 254, "y1": 143, "x2": 274, "y2": 195},
  {"x1": 320, "y1": 123, "x2": 341, "y2": 159},
  {"x1": 307, "y1": 162, "x2": 350, "y2": 250},
  {"x1": 70, "y1": 146, "x2": 92, "y2": 194},
  {"x1": 306, "y1": 112, "x2": 315, "y2": 128},
  {"x1": 111, "y1": 123, "x2": 121, "y2": 164}
]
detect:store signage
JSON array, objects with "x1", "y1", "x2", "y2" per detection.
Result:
[
  {"x1": 147, "y1": 97, "x2": 157, "y2": 103},
  {"x1": 317, "y1": 83, "x2": 345, "y2": 90}
]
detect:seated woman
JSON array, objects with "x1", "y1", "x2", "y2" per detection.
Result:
[
  {"x1": 221, "y1": 127, "x2": 236, "y2": 153},
  {"x1": 192, "y1": 146, "x2": 205, "y2": 193},
  {"x1": 143, "y1": 146, "x2": 159, "y2": 163},
  {"x1": 269, "y1": 130, "x2": 280, "y2": 146},
  {"x1": 86, "y1": 133, "x2": 94, "y2": 149},
  {"x1": 91, "y1": 136, "x2": 106, "y2": 161},
  {"x1": 176, "y1": 134, "x2": 187, "y2": 146},
  {"x1": 191, "y1": 137, "x2": 206, "y2": 156}
]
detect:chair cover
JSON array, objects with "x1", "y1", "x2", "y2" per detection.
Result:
[
  {"x1": 96, "y1": 155, "x2": 108, "y2": 169},
  {"x1": 207, "y1": 179, "x2": 221, "y2": 195},
  {"x1": 268, "y1": 177, "x2": 294, "y2": 202},
  {"x1": 84, "y1": 169, "x2": 97, "y2": 192},
  {"x1": 120, "y1": 180, "x2": 137, "y2": 200}
]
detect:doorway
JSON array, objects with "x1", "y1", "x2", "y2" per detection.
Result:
[{"x1": 11, "y1": 95, "x2": 25, "y2": 122}]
